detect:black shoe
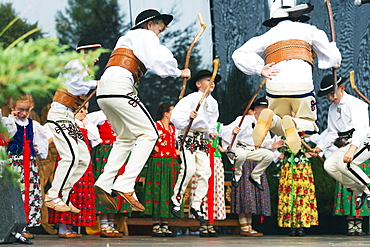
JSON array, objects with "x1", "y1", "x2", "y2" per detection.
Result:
[
  {"x1": 14, "y1": 236, "x2": 33, "y2": 245},
  {"x1": 170, "y1": 200, "x2": 181, "y2": 218},
  {"x1": 231, "y1": 172, "x2": 240, "y2": 188},
  {"x1": 355, "y1": 193, "x2": 367, "y2": 210},
  {"x1": 161, "y1": 224, "x2": 176, "y2": 237},
  {"x1": 208, "y1": 226, "x2": 218, "y2": 237},
  {"x1": 296, "y1": 228, "x2": 305, "y2": 237},
  {"x1": 288, "y1": 228, "x2": 296, "y2": 236},
  {"x1": 151, "y1": 230, "x2": 165, "y2": 237},
  {"x1": 199, "y1": 226, "x2": 208, "y2": 237},
  {"x1": 248, "y1": 176, "x2": 264, "y2": 191},
  {"x1": 190, "y1": 207, "x2": 205, "y2": 223}
]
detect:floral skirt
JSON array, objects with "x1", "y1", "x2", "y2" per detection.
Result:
[
  {"x1": 49, "y1": 161, "x2": 96, "y2": 227},
  {"x1": 333, "y1": 160, "x2": 370, "y2": 216},
  {"x1": 9, "y1": 154, "x2": 41, "y2": 227},
  {"x1": 189, "y1": 157, "x2": 226, "y2": 220},
  {"x1": 141, "y1": 156, "x2": 182, "y2": 218},
  {"x1": 91, "y1": 143, "x2": 132, "y2": 215},
  {"x1": 231, "y1": 161, "x2": 271, "y2": 216},
  {"x1": 277, "y1": 153, "x2": 318, "y2": 228}
]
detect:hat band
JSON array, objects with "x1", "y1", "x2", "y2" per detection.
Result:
[
  {"x1": 320, "y1": 77, "x2": 342, "y2": 92},
  {"x1": 134, "y1": 15, "x2": 157, "y2": 28},
  {"x1": 76, "y1": 44, "x2": 102, "y2": 51}
]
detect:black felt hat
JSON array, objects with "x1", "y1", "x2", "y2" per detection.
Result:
[
  {"x1": 131, "y1": 9, "x2": 173, "y2": 30},
  {"x1": 318, "y1": 74, "x2": 345, "y2": 97},
  {"x1": 76, "y1": 37, "x2": 102, "y2": 51},
  {"x1": 188, "y1": 70, "x2": 222, "y2": 92},
  {"x1": 250, "y1": 97, "x2": 268, "y2": 110},
  {"x1": 262, "y1": 3, "x2": 313, "y2": 27}
]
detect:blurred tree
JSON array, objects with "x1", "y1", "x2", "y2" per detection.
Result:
[
  {"x1": 55, "y1": 0, "x2": 129, "y2": 50},
  {"x1": 0, "y1": 3, "x2": 43, "y2": 47},
  {"x1": 213, "y1": 67, "x2": 255, "y2": 125},
  {"x1": 136, "y1": 22, "x2": 203, "y2": 117}
]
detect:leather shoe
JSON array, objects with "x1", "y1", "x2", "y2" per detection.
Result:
[
  {"x1": 355, "y1": 193, "x2": 367, "y2": 210},
  {"x1": 69, "y1": 203, "x2": 81, "y2": 213},
  {"x1": 170, "y1": 200, "x2": 181, "y2": 218},
  {"x1": 15, "y1": 236, "x2": 33, "y2": 245},
  {"x1": 282, "y1": 116, "x2": 301, "y2": 155},
  {"x1": 94, "y1": 185, "x2": 118, "y2": 211},
  {"x1": 190, "y1": 207, "x2": 205, "y2": 223},
  {"x1": 252, "y1": 108, "x2": 274, "y2": 147},
  {"x1": 44, "y1": 198, "x2": 71, "y2": 212},
  {"x1": 58, "y1": 230, "x2": 76, "y2": 238},
  {"x1": 248, "y1": 176, "x2": 264, "y2": 191},
  {"x1": 113, "y1": 190, "x2": 145, "y2": 211}
]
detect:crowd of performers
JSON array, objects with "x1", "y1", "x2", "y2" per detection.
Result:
[{"x1": 2, "y1": 2, "x2": 370, "y2": 244}]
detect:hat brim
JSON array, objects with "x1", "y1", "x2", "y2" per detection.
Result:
[
  {"x1": 188, "y1": 74, "x2": 222, "y2": 92},
  {"x1": 131, "y1": 14, "x2": 173, "y2": 30},
  {"x1": 262, "y1": 15, "x2": 310, "y2": 27},
  {"x1": 318, "y1": 77, "x2": 345, "y2": 97}
]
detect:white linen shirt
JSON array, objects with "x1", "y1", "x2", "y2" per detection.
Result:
[
  {"x1": 171, "y1": 91, "x2": 218, "y2": 136},
  {"x1": 51, "y1": 58, "x2": 97, "y2": 111},
  {"x1": 317, "y1": 92, "x2": 370, "y2": 151},
  {"x1": 101, "y1": 28, "x2": 182, "y2": 82},
  {"x1": 222, "y1": 115, "x2": 273, "y2": 150},
  {"x1": 232, "y1": 20, "x2": 342, "y2": 95}
]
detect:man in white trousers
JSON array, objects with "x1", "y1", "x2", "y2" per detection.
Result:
[{"x1": 94, "y1": 9, "x2": 190, "y2": 211}]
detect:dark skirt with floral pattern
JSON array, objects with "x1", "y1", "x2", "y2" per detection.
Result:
[{"x1": 140, "y1": 156, "x2": 183, "y2": 218}]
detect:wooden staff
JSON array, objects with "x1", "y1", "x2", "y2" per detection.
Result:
[
  {"x1": 178, "y1": 13, "x2": 206, "y2": 99},
  {"x1": 324, "y1": 0, "x2": 338, "y2": 100},
  {"x1": 74, "y1": 89, "x2": 96, "y2": 115},
  {"x1": 179, "y1": 57, "x2": 220, "y2": 151},
  {"x1": 227, "y1": 78, "x2": 267, "y2": 150},
  {"x1": 350, "y1": 70, "x2": 370, "y2": 105},
  {"x1": 301, "y1": 139, "x2": 325, "y2": 163}
]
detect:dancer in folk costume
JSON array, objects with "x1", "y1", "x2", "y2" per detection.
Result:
[
  {"x1": 45, "y1": 37, "x2": 102, "y2": 213},
  {"x1": 227, "y1": 100, "x2": 274, "y2": 237},
  {"x1": 170, "y1": 70, "x2": 220, "y2": 223},
  {"x1": 94, "y1": 9, "x2": 190, "y2": 212},
  {"x1": 277, "y1": 136, "x2": 318, "y2": 237},
  {"x1": 232, "y1": 2, "x2": 341, "y2": 157},
  {"x1": 49, "y1": 104, "x2": 97, "y2": 238},
  {"x1": 189, "y1": 122, "x2": 225, "y2": 237},
  {"x1": 309, "y1": 129, "x2": 369, "y2": 235},
  {"x1": 88, "y1": 109, "x2": 132, "y2": 238},
  {"x1": 224, "y1": 97, "x2": 283, "y2": 236},
  {"x1": 140, "y1": 103, "x2": 181, "y2": 237},
  {"x1": 311, "y1": 75, "x2": 370, "y2": 224},
  {"x1": 3, "y1": 95, "x2": 49, "y2": 239}
]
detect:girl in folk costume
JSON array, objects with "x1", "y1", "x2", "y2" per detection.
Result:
[
  {"x1": 189, "y1": 122, "x2": 225, "y2": 237},
  {"x1": 277, "y1": 137, "x2": 318, "y2": 237},
  {"x1": 228, "y1": 102, "x2": 274, "y2": 237},
  {"x1": 141, "y1": 103, "x2": 180, "y2": 237},
  {"x1": 88, "y1": 109, "x2": 132, "y2": 238},
  {"x1": 48, "y1": 104, "x2": 96, "y2": 238},
  {"x1": 3, "y1": 95, "x2": 49, "y2": 239}
]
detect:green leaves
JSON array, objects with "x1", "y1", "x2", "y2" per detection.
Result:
[{"x1": 0, "y1": 37, "x2": 108, "y2": 105}]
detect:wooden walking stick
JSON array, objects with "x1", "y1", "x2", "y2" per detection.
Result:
[
  {"x1": 227, "y1": 78, "x2": 267, "y2": 150},
  {"x1": 179, "y1": 57, "x2": 220, "y2": 151},
  {"x1": 74, "y1": 89, "x2": 96, "y2": 115},
  {"x1": 350, "y1": 71, "x2": 370, "y2": 105},
  {"x1": 324, "y1": 0, "x2": 338, "y2": 100},
  {"x1": 178, "y1": 13, "x2": 206, "y2": 99}
]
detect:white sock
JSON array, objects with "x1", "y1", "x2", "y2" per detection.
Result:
[{"x1": 58, "y1": 223, "x2": 69, "y2": 235}]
